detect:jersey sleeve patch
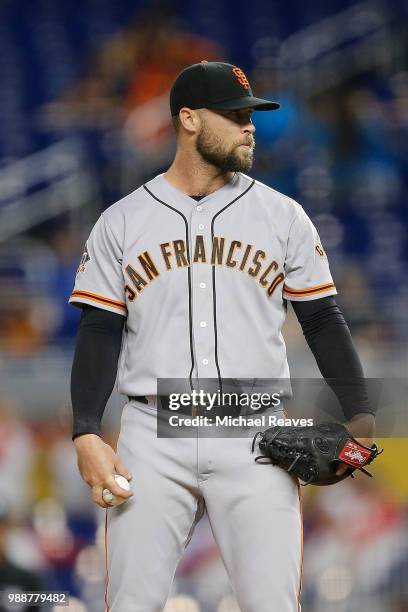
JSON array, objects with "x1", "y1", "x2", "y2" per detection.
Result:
[
  {"x1": 77, "y1": 242, "x2": 91, "y2": 273},
  {"x1": 69, "y1": 290, "x2": 127, "y2": 313}
]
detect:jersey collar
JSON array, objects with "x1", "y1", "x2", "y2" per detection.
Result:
[{"x1": 145, "y1": 172, "x2": 244, "y2": 212}]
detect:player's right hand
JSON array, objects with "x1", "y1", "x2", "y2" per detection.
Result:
[{"x1": 74, "y1": 433, "x2": 133, "y2": 508}]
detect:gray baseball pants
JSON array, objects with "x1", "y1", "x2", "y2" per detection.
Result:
[{"x1": 104, "y1": 400, "x2": 302, "y2": 611}]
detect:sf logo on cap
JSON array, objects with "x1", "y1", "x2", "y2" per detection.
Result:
[{"x1": 232, "y1": 67, "x2": 250, "y2": 89}]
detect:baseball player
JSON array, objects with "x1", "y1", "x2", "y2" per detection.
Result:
[{"x1": 70, "y1": 62, "x2": 375, "y2": 611}]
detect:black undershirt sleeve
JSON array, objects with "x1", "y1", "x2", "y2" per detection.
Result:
[
  {"x1": 291, "y1": 296, "x2": 374, "y2": 420},
  {"x1": 70, "y1": 305, "x2": 125, "y2": 441}
]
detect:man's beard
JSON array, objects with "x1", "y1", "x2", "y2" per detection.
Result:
[{"x1": 196, "y1": 123, "x2": 255, "y2": 173}]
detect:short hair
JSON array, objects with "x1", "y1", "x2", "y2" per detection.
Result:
[{"x1": 172, "y1": 116, "x2": 181, "y2": 134}]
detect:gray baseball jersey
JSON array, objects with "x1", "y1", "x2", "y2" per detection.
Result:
[{"x1": 69, "y1": 172, "x2": 336, "y2": 396}]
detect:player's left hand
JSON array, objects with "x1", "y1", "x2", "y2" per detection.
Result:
[{"x1": 336, "y1": 413, "x2": 375, "y2": 476}]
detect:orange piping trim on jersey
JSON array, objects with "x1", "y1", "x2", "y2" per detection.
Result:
[
  {"x1": 283, "y1": 282, "x2": 335, "y2": 297},
  {"x1": 104, "y1": 510, "x2": 110, "y2": 612},
  {"x1": 70, "y1": 290, "x2": 127, "y2": 312},
  {"x1": 297, "y1": 480, "x2": 304, "y2": 611}
]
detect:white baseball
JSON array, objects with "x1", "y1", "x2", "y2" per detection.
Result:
[{"x1": 102, "y1": 474, "x2": 131, "y2": 506}]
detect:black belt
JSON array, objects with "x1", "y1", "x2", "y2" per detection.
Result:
[
  {"x1": 128, "y1": 395, "x2": 199, "y2": 415},
  {"x1": 128, "y1": 395, "x2": 191, "y2": 414},
  {"x1": 128, "y1": 396, "x2": 148, "y2": 404},
  {"x1": 127, "y1": 396, "x2": 258, "y2": 417}
]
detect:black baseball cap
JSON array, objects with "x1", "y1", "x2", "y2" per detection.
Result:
[{"x1": 170, "y1": 61, "x2": 280, "y2": 117}]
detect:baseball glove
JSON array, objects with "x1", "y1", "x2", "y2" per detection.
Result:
[{"x1": 251, "y1": 422, "x2": 382, "y2": 486}]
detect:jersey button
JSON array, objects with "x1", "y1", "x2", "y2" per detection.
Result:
[
  {"x1": 202, "y1": 358, "x2": 209, "y2": 365},
  {"x1": 196, "y1": 205, "x2": 203, "y2": 212},
  {"x1": 200, "y1": 321, "x2": 207, "y2": 327},
  {"x1": 199, "y1": 282, "x2": 206, "y2": 289},
  {"x1": 198, "y1": 223, "x2": 205, "y2": 230}
]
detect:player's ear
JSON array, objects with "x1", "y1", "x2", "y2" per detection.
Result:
[{"x1": 178, "y1": 107, "x2": 200, "y2": 135}]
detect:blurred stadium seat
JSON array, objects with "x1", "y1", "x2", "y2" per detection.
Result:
[{"x1": 0, "y1": 1, "x2": 406, "y2": 610}]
